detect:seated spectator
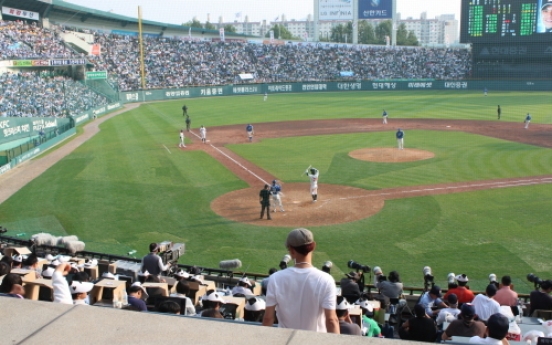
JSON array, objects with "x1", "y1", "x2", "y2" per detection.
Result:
[
  {"x1": 375, "y1": 270, "x2": 403, "y2": 300},
  {"x1": 400, "y1": 304, "x2": 438, "y2": 342},
  {"x1": 200, "y1": 291, "x2": 226, "y2": 317},
  {"x1": 340, "y1": 271, "x2": 362, "y2": 302},
  {"x1": 0, "y1": 273, "x2": 25, "y2": 298},
  {"x1": 201, "y1": 308, "x2": 224, "y2": 319},
  {"x1": 418, "y1": 285, "x2": 447, "y2": 317},
  {"x1": 336, "y1": 296, "x2": 362, "y2": 336},
  {"x1": 0, "y1": 255, "x2": 13, "y2": 268},
  {"x1": 244, "y1": 297, "x2": 266, "y2": 323},
  {"x1": 169, "y1": 281, "x2": 196, "y2": 316},
  {"x1": 12, "y1": 254, "x2": 23, "y2": 269},
  {"x1": 472, "y1": 284, "x2": 501, "y2": 323},
  {"x1": 444, "y1": 274, "x2": 475, "y2": 305},
  {"x1": 0, "y1": 261, "x2": 11, "y2": 276},
  {"x1": 23, "y1": 253, "x2": 41, "y2": 279},
  {"x1": 494, "y1": 275, "x2": 518, "y2": 306},
  {"x1": 158, "y1": 300, "x2": 181, "y2": 315},
  {"x1": 127, "y1": 284, "x2": 148, "y2": 312},
  {"x1": 42, "y1": 266, "x2": 55, "y2": 279},
  {"x1": 70, "y1": 280, "x2": 94, "y2": 305},
  {"x1": 469, "y1": 313, "x2": 509, "y2": 344},
  {"x1": 442, "y1": 303, "x2": 486, "y2": 340},
  {"x1": 529, "y1": 280, "x2": 552, "y2": 315},
  {"x1": 357, "y1": 299, "x2": 382, "y2": 337},
  {"x1": 436, "y1": 293, "x2": 461, "y2": 326},
  {"x1": 232, "y1": 277, "x2": 254, "y2": 296}
]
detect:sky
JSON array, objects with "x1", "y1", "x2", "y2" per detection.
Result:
[{"x1": 65, "y1": 0, "x2": 461, "y2": 24}]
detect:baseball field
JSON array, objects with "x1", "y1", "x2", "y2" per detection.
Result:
[{"x1": 1, "y1": 90, "x2": 551, "y2": 293}]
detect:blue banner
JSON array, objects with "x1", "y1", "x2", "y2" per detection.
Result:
[{"x1": 358, "y1": 0, "x2": 393, "y2": 19}]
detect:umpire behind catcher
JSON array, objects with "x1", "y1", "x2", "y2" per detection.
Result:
[{"x1": 259, "y1": 184, "x2": 271, "y2": 220}]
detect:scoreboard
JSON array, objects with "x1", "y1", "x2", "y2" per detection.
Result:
[{"x1": 460, "y1": 0, "x2": 552, "y2": 43}]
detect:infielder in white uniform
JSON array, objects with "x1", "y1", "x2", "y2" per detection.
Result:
[
  {"x1": 306, "y1": 167, "x2": 319, "y2": 202},
  {"x1": 179, "y1": 129, "x2": 186, "y2": 148},
  {"x1": 199, "y1": 125, "x2": 207, "y2": 143}
]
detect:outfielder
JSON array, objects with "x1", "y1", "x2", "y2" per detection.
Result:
[
  {"x1": 396, "y1": 128, "x2": 404, "y2": 150},
  {"x1": 264, "y1": 93, "x2": 268, "y2": 101},
  {"x1": 305, "y1": 166, "x2": 319, "y2": 202},
  {"x1": 199, "y1": 125, "x2": 207, "y2": 143},
  {"x1": 246, "y1": 124, "x2": 254, "y2": 142},
  {"x1": 179, "y1": 129, "x2": 186, "y2": 148},
  {"x1": 524, "y1": 113, "x2": 532, "y2": 129},
  {"x1": 270, "y1": 180, "x2": 285, "y2": 212},
  {"x1": 382, "y1": 110, "x2": 388, "y2": 124}
]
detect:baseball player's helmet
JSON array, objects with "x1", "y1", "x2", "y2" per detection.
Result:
[
  {"x1": 310, "y1": 168, "x2": 316, "y2": 174},
  {"x1": 272, "y1": 180, "x2": 277, "y2": 184}
]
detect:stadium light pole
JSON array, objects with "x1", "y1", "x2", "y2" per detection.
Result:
[{"x1": 137, "y1": 6, "x2": 147, "y2": 90}]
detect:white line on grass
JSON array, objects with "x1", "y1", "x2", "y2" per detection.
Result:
[
  {"x1": 163, "y1": 145, "x2": 171, "y2": 154},
  {"x1": 190, "y1": 130, "x2": 268, "y2": 185}
]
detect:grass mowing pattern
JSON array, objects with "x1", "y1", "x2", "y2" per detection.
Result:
[{"x1": 0, "y1": 91, "x2": 551, "y2": 292}]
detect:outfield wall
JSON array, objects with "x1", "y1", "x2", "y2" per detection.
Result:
[{"x1": 120, "y1": 80, "x2": 552, "y2": 103}]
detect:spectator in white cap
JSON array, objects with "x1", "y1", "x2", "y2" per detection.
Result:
[
  {"x1": 128, "y1": 283, "x2": 149, "y2": 311},
  {"x1": 262, "y1": 228, "x2": 339, "y2": 333},
  {"x1": 336, "y1": 296, "x2": 361, "y2": 335},
  {"x1": 244, "y1": 297, "x2": 266, "y2": 322},
  {"x1": 356, "y1": 299, "x2": 382, "y2": 337},
  {"x1": 444, "y1": 274, "x2": 474, "y2": 305},
  {"x1": 169, "y1": 281, "x2": 196, "y2": 316},
  {"x1": 70, "y1": 281, "x2": 94, "y2": 305},
  {"x1": 42, "y1": 266, "x2": 55, "y2": 279},
  {"x1": 173, "y1": 269, "x2": 190, "y2": 284},
  {"x1": 200, "y1": 291, "x2": 226, "y2": 318},
  {"x1": 232, "y1": 276, "x2": 254, "y2": 296},
  {"x1": 12, "y1": 254, "x2": 23, "y2": 269},
  {"x1": 52, "y1": 262, "x2": 74, "y2": 305}
]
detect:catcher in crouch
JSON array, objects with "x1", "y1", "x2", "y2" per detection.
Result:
[{"x1": 305, "y1": 166, "x2": 319, "y2": 202}]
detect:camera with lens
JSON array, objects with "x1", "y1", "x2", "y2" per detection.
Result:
[
  {"x1": 279, "y1": 254, "x2": 291, "y2": 270},
  {"x1": 527, "y1": 273, "x2": 543, "y2": 289},
  {"x1": 348, "y1": 260, "x2": 370, "y2": 273},
  {"x1": 423, "y1": 266, "x2": 434, "y2": 289},
  {"x1": 321, "y1": 261, "x2": 332, "y2": 274}
]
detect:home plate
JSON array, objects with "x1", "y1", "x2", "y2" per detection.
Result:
[
  {"x1": 292, "y1": 200, "x2": 301, "y2": 204},
  {"x1": 446, "y1": 126, "x2": 451, "y2": 128}
]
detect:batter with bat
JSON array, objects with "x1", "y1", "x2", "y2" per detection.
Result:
[
  {"x1": 305, "y1": 165, "x2": 319, "y2": 202},
  {"x1": 270, "y1": 179, "x2": 285, "y2": 212}
]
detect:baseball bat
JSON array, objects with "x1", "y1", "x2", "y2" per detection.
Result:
[{"x1": 302, "y1": 165, "x2": 312, "y2": 177}]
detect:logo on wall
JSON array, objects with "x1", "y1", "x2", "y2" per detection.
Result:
[{"x1": 371, "y1": 0, "x2": 380, "y2": 6}]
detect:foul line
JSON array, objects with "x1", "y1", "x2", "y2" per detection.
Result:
[
  {"x1": 163, "y1": 145, "x2": 171, "y2": 154},
  {"x1": 189, "y1": 131, "x2": 268, "y2": 185}
]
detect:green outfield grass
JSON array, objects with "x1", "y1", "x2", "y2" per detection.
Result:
[{"x1": 1, "y1": 91, "x2": 552, "y2": 293}]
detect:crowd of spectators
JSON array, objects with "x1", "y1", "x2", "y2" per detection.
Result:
[
  {"x1": 0, "y1": 71, "x2": 108, "y2": 117},
  {"x1": 88, "y1": 35, "x2": 472, "y2": 91},
  {"x1": 2, "y1": 228, "x2": 552, "y2": 342},
  {"x1": 0, "y1": 20, "x2": 72, "y2": 60}
]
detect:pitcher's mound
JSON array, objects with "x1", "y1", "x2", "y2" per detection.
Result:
[
  {"x1": 211, "y1": 183, "x2": 384, "y2": 227},
  {"x1": 349, "y1": 148, "x2": 435, "y2": 163}
]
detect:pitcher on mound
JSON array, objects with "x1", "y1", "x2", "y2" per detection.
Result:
[{"x1": 306, "y1": 166, "x2": 319, "y2": 202}]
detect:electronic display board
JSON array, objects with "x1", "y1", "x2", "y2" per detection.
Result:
[{"x1": 460, "y1": 0, "x2": 552, "y2": 43}]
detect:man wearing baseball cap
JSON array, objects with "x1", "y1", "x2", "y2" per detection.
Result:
[
  {"x1": 417, "y1": 285, "x2": 447, "y2": 317},
  {"x1": 444, "y1": 274, "x2": 475, "y2": 304},
  {"x1": 263, "y1": 228, "x2": 339, "y2": 333},
  {"x1": 442, "y1": 303, "x2": 486, "y2": 340},
  {"x1": 540, "y1": 0, "x2": 552, "y2": 32}
]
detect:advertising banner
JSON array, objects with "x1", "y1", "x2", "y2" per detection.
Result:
[
  {"x1": 318, "y1": 0, "x2": 354, "y2": 20},
  {"x1": 86, "y1": 71, "x2": 108, "y2": 80},
  {"x1": 358, "y1": 0, "x2": 393, "y2": 19},
  {"x1": 2, "y1": 6, "x2": 40, "y2": 20}
]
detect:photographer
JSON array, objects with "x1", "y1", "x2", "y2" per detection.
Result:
[
  {"x1": 141, "y1": 243, "x2": 171, "y2": 277},
  {"x1": 529, "y1": 279, "x2": 552, "y2": 316},
  {"x1": 374, "y1": 269, "x2": 403, "y2": 299},
  {"x1": 340, "y1": 271, "x2": 362, "y2": 302}
]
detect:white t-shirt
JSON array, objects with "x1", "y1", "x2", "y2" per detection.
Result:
[
  {"x1": 436, "y1": 307, "x2": 461, "y2": 325},
  {"x1": 265, "y1": 266, "x2": 336, "y2": 332},
  {"x1": 472, "y1": 294, "x2": 501, "y2": 321}
]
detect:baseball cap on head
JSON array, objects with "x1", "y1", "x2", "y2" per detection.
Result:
[
  {"x1": 447, "y1": 293, "x2": 458, "y2": 305},
  {"x1": 429, "y1": 285, "x2": 442, "y2": 297},
  {"x1": 336, "y1": 296, "x2": 352, "y2": 311},
  {"x1": 461, "y1": 303, "x2": 476, "y2": 317},
  {"x1": 456, "y1": 274, "x2": 469, "y2": 283},
  {"x1": 244, "y1": 297, "x2": 266, "y2": 311},
  {"x1": 286, "y1": 228, "x2": 314, "y2": 248},
  {"x1": 543, "y1": 0, "x2": 552, "y2": 10},
  {"x1": 71, "y1": 281, "x2": 94, "y2": 294}
]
